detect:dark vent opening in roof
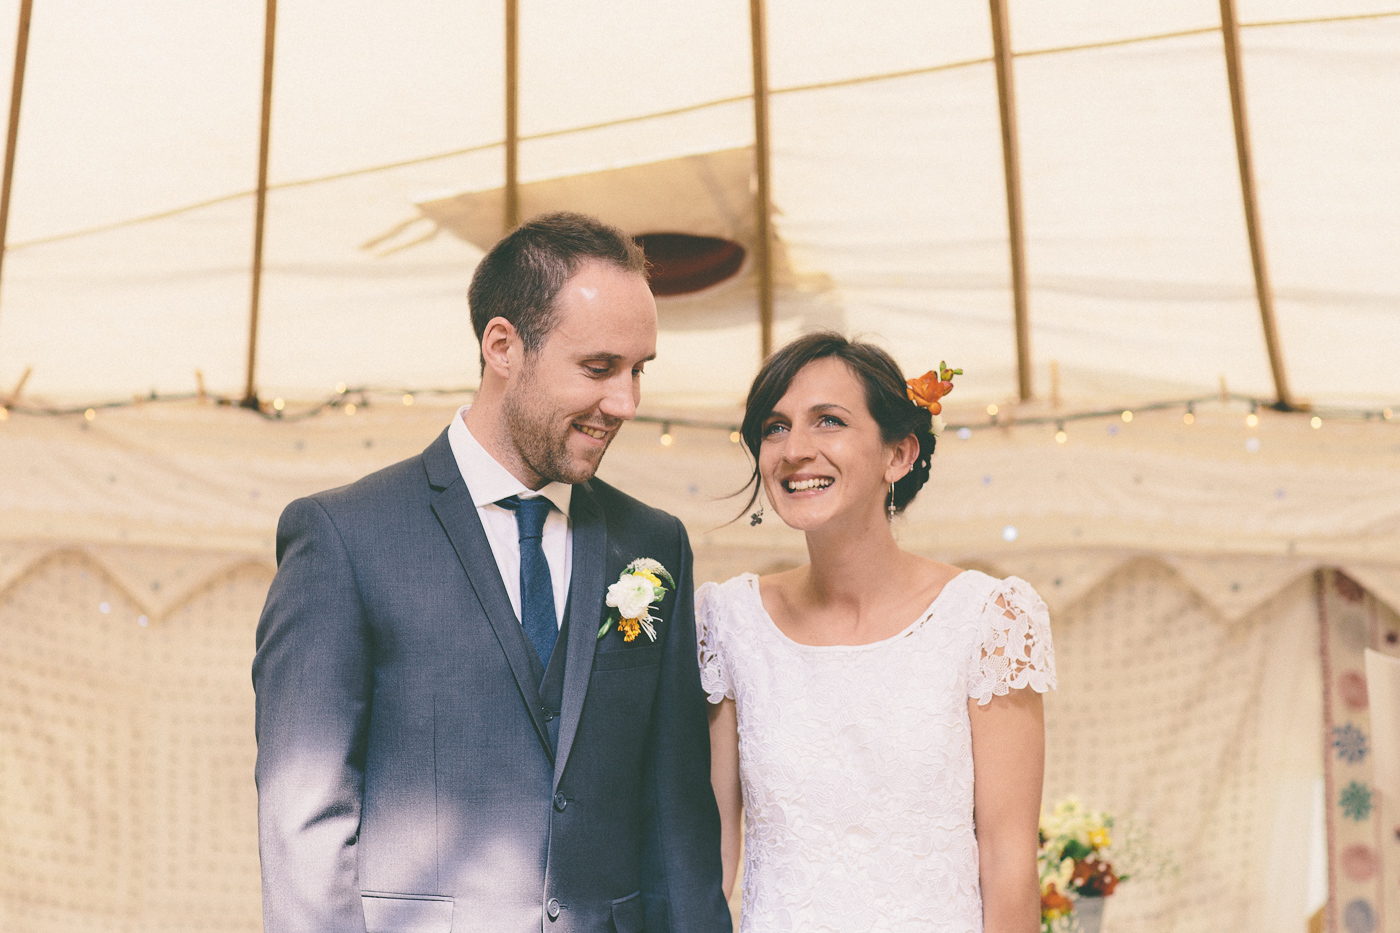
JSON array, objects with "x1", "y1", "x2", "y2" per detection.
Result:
[{"x1": 634, "y1": 233, "x2": 746, "y2": 296}]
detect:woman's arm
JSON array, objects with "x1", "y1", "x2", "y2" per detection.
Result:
[
  {"x1": 708, "y1": 697, "x2": 743, "y2": 899},
  {"x1": 970, "y1": 687, "x2": 1045, "y2": 933}
]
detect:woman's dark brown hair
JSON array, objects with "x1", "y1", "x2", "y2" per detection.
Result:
[{"x1": 737, "y1": 332, "x2": 936, "y2": 518}]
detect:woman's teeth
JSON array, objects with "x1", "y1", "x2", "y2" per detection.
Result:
[{"x1": 785, "y1": 478, "x2": 833, "y2": 492}]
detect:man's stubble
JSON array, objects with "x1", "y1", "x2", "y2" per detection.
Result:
[{"x1": 501, "y1": 359, "x2": 616, "y2": 487}]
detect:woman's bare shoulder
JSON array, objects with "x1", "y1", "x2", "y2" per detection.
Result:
[
  {"x1": 756, "y1": 565, "x2": 807, "y2": 611},
  {"x1": 904, "y1": 554, "x2": 966, "y2": 602}
]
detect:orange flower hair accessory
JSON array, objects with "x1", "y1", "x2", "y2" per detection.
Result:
[{"x1": 906, "y1": 361, "x2": 962, "y2": 416}]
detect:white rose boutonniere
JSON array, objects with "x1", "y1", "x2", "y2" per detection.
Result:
[{"x1": 599, "y1": 558, "x2": 676, "y2": 643}]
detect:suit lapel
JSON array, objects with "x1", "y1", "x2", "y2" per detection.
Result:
[
  {"x1": 553, "y1": 481, "x2": 606, "y2": 787},
  {"x1": 424, "y1": 430, "x2": 553, "y2": 763}
]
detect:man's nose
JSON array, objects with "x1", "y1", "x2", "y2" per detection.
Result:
[{"x1": 598, "y1": 375, "x2": 638, "y2": 422}]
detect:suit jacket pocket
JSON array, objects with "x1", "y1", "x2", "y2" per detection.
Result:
[
  {"x1": 611, "y1": 890, "x2": 645, "y2": 933},
  {"x1": 594, "y1": 640, "x2": 663, "y2": 672},
  {"x1": 362, "y1": 891, "x2": 453, "y2": 933}
]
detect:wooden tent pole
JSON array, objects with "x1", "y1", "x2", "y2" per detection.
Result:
[
  {"x1": 988, "y1": 0, "x2": 1033, "y2": 401},
  {"x1": 504, "y1": 0, "x2": 520, "y2": 232},
  {"x1": 0, "y1": 0, "x2": 34, "y2": 332},
  {"x1": 242, "y1": 0, "x2": 277, "y2": 408},
  {"x1": 749, "y1": 0, "x2": 774, "y2": 360},
  {"x1": 1219, "y1": 0, "x2": 1293, "y2": 409}
]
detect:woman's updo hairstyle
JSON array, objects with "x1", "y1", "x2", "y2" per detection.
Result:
[{"x1": 738, "y1": 331, "x2": 936, "y2": 518}]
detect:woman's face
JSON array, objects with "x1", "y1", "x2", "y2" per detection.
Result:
[{"x1": 758, "y1": 357, "x2": 909, "y2": 533}]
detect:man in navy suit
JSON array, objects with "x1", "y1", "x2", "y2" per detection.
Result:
[{"x1": 253, "y1": 213, "x2": 731, "y2": 933}]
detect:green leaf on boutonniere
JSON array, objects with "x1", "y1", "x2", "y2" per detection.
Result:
[{"x1": 597, "y1": 617, "x2": 614, "y2": 640}]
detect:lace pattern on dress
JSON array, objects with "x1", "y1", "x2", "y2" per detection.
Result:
[
  {"x1": 967, "y1": 575, "x2": 1058, "y2": 706},
  {"x1": 695, "y1": 581, "x2": 732, "y2": 703}
]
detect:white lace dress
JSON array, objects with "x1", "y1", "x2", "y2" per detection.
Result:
[{"x1": 696, "y1": 570, "x2": 1056, "y2": 933}]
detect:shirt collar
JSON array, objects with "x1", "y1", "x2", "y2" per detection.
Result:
[{"x1": 447, "y1": 406, "x2": 573, "y2": 517}]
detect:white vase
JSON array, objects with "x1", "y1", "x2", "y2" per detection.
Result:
[{"x1": 1073, "y1": 895, "x2": 1105, "y2": 933}]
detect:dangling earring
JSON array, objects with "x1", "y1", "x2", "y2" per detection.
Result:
[
  {"x1": 887, "y1": 483, "x2": 897, "y2": 521},
  {"x1": 750, "y1": 491, "x2": 765, "y2": 526}
]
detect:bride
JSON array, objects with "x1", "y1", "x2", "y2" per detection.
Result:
[{"x1": 697, "y1": 333, "x2": 1055, "y2": 932}]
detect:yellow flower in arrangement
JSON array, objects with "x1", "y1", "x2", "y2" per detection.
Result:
[
  {"x1": 600, "y1": 558, "x2": 676, "y2": 643},
  {"x1": 1088, "y1": 827, "x2": 1111, "y2": 849}
]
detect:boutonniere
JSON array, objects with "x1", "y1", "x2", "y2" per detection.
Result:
[{"x1": 598, "y1": 558, "x2": 675, "y2": 643}]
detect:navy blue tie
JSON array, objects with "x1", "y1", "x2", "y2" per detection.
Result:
[{"x1": 500, "y1": 495, "x2": 558, "y2": 669}]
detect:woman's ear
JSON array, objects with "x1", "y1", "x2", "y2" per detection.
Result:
[
  {"x1": 479, "y1": 316, "x2": 520, "y2": 381},
  {"x1": 885, "y1": 433, "x2": 921, "y2": 484}
]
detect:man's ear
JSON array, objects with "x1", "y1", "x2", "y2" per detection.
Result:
[
  {"x1": 479, "y1": 317, "x2": 519, "y2": 381},
  {"x1": 885, "y1": 433, "x2": 921, "y2": 484}
]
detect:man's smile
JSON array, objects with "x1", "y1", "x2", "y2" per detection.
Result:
[{"x1": 573, "y1": 423, "x2": 610, "y2": 441}]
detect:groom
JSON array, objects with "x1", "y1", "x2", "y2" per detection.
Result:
[{"x1": 253, "y1": 213, "x2": 731, "y2": 933}]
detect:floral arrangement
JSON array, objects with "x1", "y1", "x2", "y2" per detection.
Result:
[
  {"x1": 599, "y1": 558, "x2": 674, "y2": 643},
  {"x1": 1038, "y1": 797, "x2": 1124, "y2": 931}
]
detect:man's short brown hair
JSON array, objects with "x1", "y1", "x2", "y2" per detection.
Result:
[{"x1": 467, "y1": 212, "x2": 648, "y2": 366}]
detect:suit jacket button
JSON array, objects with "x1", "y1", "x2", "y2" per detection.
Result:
[
  {"x1": 542, "y1": 708, "x2": 556, "y2": 721},
  {"x1": 553, "y1": 792, "x2": 568, "y2": 811},
  {"x1": 546, "y1": 898, "x2": 561, "y2": 920}
]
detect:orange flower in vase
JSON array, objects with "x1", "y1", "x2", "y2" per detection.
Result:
[
  {"x1": 1041, "y1": 882, "x2": 1073, "y2": 919},
  {"x1": 1071, "y1": 858, "x2": 1121, "y2": 897}
]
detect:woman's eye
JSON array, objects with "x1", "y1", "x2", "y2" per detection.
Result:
[
  {"x1": 818, "y1": 414, "x2": 846, "y2": 427},
  {"x1": 762, "y1": 422, "x2": 788, "y2": 438}
]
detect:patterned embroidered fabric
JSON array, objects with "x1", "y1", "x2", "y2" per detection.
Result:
[{"x1": 696, "y1": 570, "x2": 1056, "y2": 933}]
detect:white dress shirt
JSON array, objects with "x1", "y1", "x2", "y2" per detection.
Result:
[{"x1": 447, "y1": 406, "x2": 573, "y2": 629}]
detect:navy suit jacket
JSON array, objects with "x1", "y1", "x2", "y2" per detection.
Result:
[{"x1": 253, "y1": 429, "x2": 731, "y2": 933}]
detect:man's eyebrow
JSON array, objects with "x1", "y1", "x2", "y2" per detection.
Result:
[{"x1": 577, "y1": 351, "x2": 657, "y2": 363}]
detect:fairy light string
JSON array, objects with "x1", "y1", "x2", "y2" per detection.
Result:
[{"x1": 0, "y1": 386, "x2": 1393, "y2": 438}]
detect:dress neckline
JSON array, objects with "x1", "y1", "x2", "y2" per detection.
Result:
[{"x1": 739, "y1": 569, "x2": 974, "y2": 652}]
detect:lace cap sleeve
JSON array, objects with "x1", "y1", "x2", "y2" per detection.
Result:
[
  {"x1": 967, "y1": 575, "x2": 1057, "y2": 706},
  {"x1": 695, "y1": 582, "x2": 733, "y2": 704}
]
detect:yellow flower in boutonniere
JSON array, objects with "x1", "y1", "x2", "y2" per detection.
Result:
[{"x1": 599, "y1": 558, "x2": 676, "y2": 643}]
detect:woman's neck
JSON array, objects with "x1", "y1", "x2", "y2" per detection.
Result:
[{"x1": 799, "y1": 508, "x2": 910, "y2": 609}]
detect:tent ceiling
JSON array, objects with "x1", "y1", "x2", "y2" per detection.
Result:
[{"x1": 0, "y1": 1, "x2": 1393, "y2": 408}]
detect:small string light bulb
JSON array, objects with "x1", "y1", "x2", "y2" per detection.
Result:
[
  {"x1": 84, "y1": 408, "x2": 96, "y2": 422},
  {"x1": 1054, "y1": 423, "x2": 1067, "y2": 444},
  {"x1": 273, "y1": 398, "x2": 285, "y2": 411},
  {"x1": 1310, "y1": 416, "x2": 1322, "y2": 429},
  {"x1": 986, "y1": 404, "x2": 999, "y2": 417},
  {"x1": 1121, "y1": 410, "x2": 1133, "y2": 423},
  {"x1": 659, "y1": 423, "x2": 673, "y2": 447},
  {"x1": 1245, "y1": 413, "x2": 1258, "y2": 428},
  {"x1": 0, "y1": 406, "x2": 9, "y2": 422},
  {"x1": 729, "y1": 430, "x2": 741, "y2": 444},
  {"x1": 1384, "y1": 408, "x2": 1393, "y2": 421},
  {"x1": 1183, "y1": 403, "x2": 1195, "y2": 425},
  {"x1": 335, "y1": 382, "x2": 347, "y2": 394},
  {"x1": 345, "y1": 403, "x2": 357, "y2": 416},
  {"x1": 402, "y1": 394, "x2": 414, "y2": 406}
]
